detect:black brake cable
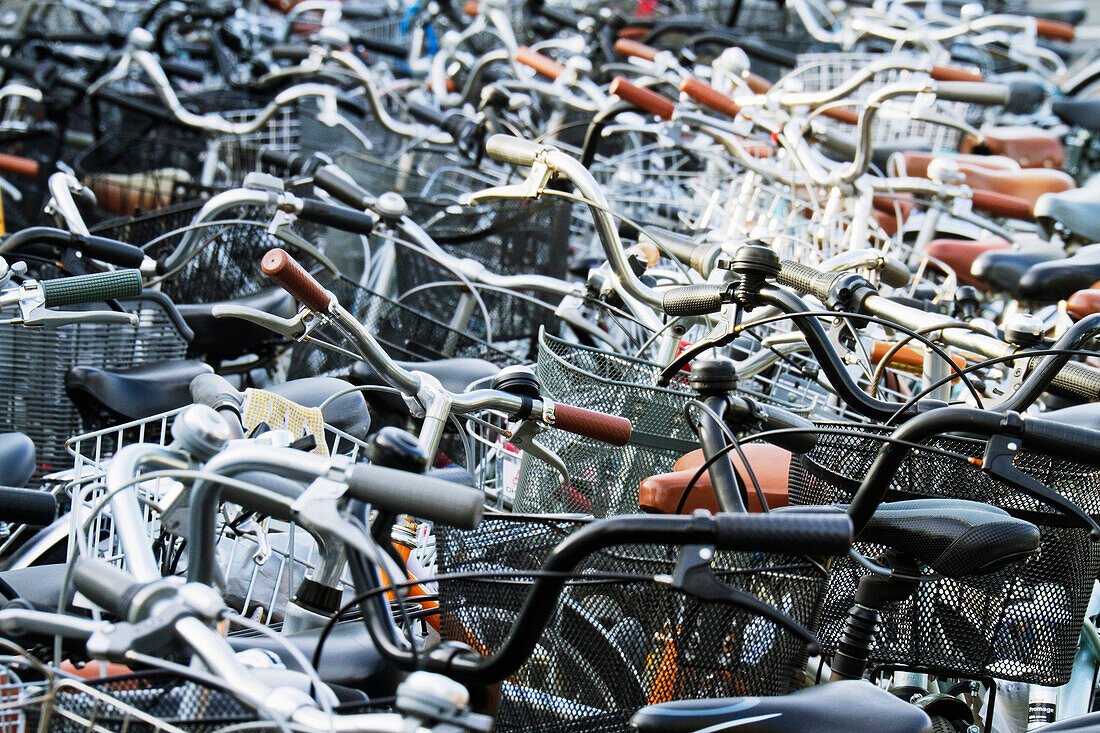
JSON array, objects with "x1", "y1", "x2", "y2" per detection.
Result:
[{"x1": 310, "y1": 569, "x2": 655, "y2": 672}]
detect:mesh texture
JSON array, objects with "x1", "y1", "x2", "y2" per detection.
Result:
[
  {"x1": 438, "y1": 515, "x2": 825, "y2": 733},
  {"x1": 0, "y1": 295, "x2": 188, "y2": 475},
  {"x1": 788, "y1": 424, "x2": 1100, "y2": 685},
  {"x1": 514, "y1": 331, "x2": 697, "y2": 516}
]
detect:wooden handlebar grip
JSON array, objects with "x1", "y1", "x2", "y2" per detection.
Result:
[
  {"x1": 609, "y1": 77, "x2": 675, "y2": 120},
  {"x1": 930, "y1": 64, "x2": 983, "y2": 83},
  {"x1": 551, "y1": 403, "x2": 633, "y2": 446},
  {"x1": 614, "y1": 38, "x2": 659, "y2": 61},
  {"x1": 261, "y1": 248, "x2": 333, "y2": 313},
  {"x1": 0, "y1": 153, "x2": 39, "y2": 178},
  {"x1": 515, "y1": 46, "x2": 565, "y2": 80},
  {"x1": 1034, "y1": 18, "x2": 1075, "y2": 42},
  {"x1": 680, "y1": 77, "x2": 741, "y2": 118}
]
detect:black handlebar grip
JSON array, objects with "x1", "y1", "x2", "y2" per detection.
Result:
[
  {"x1": 713, "y1": 510, "x2": 851, "y2": 555},
  {"x1": 1022, "y1": 417, "x2": 1100, "y2": 470},
  {"x1": 346, "y1": 464, "x2": 484, "y2": 529},
  {"x1": 0, "y1": 486, "x2": 55, "y2": 525},
  {"x1": 39, "y1": 269, "x2": 143, "y2": 308},
  {"x1": 407, "y1": 101, "x2": 451, "y2": 130},
  {"x1": 160, "y1": 58, "x2": 206, "y2": 82},
  {"x1": 77, "y1": 235, "x2": 145, "y2": 269},
  {"x1": 349, "y1": 34, "x2": 410, "y2": 59},
  {"x1": 1049, "y1": 360, "x2": 1100, "y2": 402},
  {"x1": 754, "y1": 403, "x2": 819, "y2": 454},
  {"x1": 312, "y1": 167, "x2": 375, "y2": 211},
  {"x1": 270, "y1": 44, "x2": 313, "y2": 62},
  {"x1": 1005, "y1": 80, "x2": 1047, "y2": 115},
  {"x1": 297, "y1": 199, "x2": 377, "y2": 235},
  {"x1": 72, "y1": 557, "x2": 143, "y2": 618},
  {"x1": 934, "y1": 81, "x2": 1010, "y2": 106},
  {"x1": 485, "y1": 135, "x2": 543, "y2": 167},
  {"x1": 260, "y1": 148, "x2": 318, "y2": 175},
  {"x1": 661, "y1": 284, "x2": 726, "y2": 317}
]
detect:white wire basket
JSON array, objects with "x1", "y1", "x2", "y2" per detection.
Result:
[
  {"x1": 60, "y1": 409, "x2": 371, "y2": 625},
  {"x1": 782, "y1": 53, "x2": 971, "y2": 153},
  {"x1": 214, "y1": 106, "x2": 302, "y2": 184}
]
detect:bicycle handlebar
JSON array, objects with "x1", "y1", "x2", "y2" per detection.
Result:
[
  {"x1": 0, "y1": 227, "x2": 147, "y2": 269},
  {"x1": 346, "y1": 464, "x2": 484, "y2": 529},
  {"x1": 39, "y1": 269, "x2": 144, "y2": 307}
]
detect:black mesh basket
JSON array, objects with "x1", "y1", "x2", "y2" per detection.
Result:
[
  {"x1": 788, "y1": 423, "x2": 1100, "y2": 685},
  {"x1": 0, "y1": 294, "x2": 189, "y2": 476},
  {"x1": 438, "y1": 515, "x2": 826, "y2": 733},
  {"x1": 24, "y1": 671, "x2": 255, "y2": 733},
  {"x1": 287, "y1": 272, "x2": 522, "y2": 381},
  {"x1": 513, "y1": 331, "x2": 698, "y2": 516}
]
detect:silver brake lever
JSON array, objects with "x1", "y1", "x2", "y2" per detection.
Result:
[
  {"x1": 20, "y1": 306, "x2": 138, "y2": 329},
  {"x1": 459, "y1": 159, "x2": 553, "y2": 205},
  {"x1": 211, "y1": 304, "x2": 317, "y2": 340},
  {"x1": 507, "y1": 420, "x2": 570, "y2": 487}
]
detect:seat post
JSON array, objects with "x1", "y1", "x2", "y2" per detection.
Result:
[{"x1": 831, "y1": 552, "x2": 921, "y2": 680}]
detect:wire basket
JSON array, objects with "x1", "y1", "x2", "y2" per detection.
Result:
[
  {"x1": 513, "y1": 331, "x2": 698, "y2": 516},
  {"x1": 0, "y1": 294, "x2": 189, "y2": 477},
  {"x1": 63, "y1": 407, "x2": 369, "y2": 623},
  {"x1": 782, "y1": 54, "x2": 970, "y2": 153},
  {"x1": 213, "y1": 106, "x2": 301, "y2": 185},
  {"x1": 19, "y1": 671, "x2": 256, "y2": 733},
  {"x1": 395, "y1": 193, "x2": 571, "y2": 351},
  {"x1": 89, "y1": 201, "x2": 208, "y2": 249},
  {"x1": 787, "y1": 424, "x2": 1100, "y2": 685},
  {"x1": 437, "y1": 514, "x2": 826, "y2": 733}
]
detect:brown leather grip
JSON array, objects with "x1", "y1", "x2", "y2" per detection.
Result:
[
  {"x1": 515, "y1": 46, "x2": 565, "y2": 80},
  {"x1": 0, "y1": 153, "x2": 38, "y2": 178},
  {"x1": 680, "y1": 77, "x2": 740, "y2": 117},
  {"x1": 970, "y1": 190, "x2": 1033, "y2": 220},
  {"x1": 614, "y1": 38, "x2": 659, "y2": 61},
  {"x1": 609, "y1": 77, "x2": 675, "y2": 119},
  {"x1": 930, "y1": 64, "x2": 983, "y2": 83},
  {"x1": 618, "y1": 26, "x2": 648, "y2": 40},
  {"x1": 745, "y1": 73, "x2": 771, "y2": 94},
  {"x1": 261, "y1": 248, "x2": 333, "y2": 313},
  {"x1": 1067, "y1": 288, "x2": 1100, "y2": 322},
  {"x1": 1034, "y1": 18, "x2": 1075, "y2": 42},
  {"x1": 551, "y1": 402, "x2": 633, "y2": 446},
  {"x1": 818, "y1": 106, "x2": 860, "y2": 125},
  {"x1": 607, "y1": 76, "x2": 673, "y2": 119},
  {"x1": 463, "y1": 0, "x2": 479, "y2": 15}
]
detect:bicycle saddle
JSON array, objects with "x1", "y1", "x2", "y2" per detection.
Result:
[
  {"x1": 639, "y1": 445, "x2": 790, "y2": 514},
  {"x1": 969, "y1": 241, "x2": 1065, "y2": 296},
  {"x1": 227, "y1": 620, "x2": 389, "y2": 688},
  {"x1": 350, "y1": 357, "x2": 500, "y2": 395},
  {"x1": 0, "y1": 432, "x2": 35, "y2": 488},
  {"x1": 266, "y1": 377, "x2": 372, "y2": 442},
  {"x1": 1036, "y1": 711, "x2": 1100, "y2": 731},
  {"x1": 857, "y1": 499, "x2": 1039, "y2": 577},
  {"x1": 1052, "y1": 98, "x2": 1100, "y2": 134},
  {"x1": 1067, "y1": 284, "x2": 1100, "y2": 320},
  {"x1": 178, "y1": 287, "x2": 297, "y2": 362},
  {"x1": 1019, "y1": 243, "x2": 1100, "y2": 301},
  {"x1": 631, "y1": 679, "x2": 932, "y2": 733},
  {"x1": 890, "y1": 151, "x2": 1019, "y2": 178},
  {"x1": 922, "y1": 237, "x2": 1010, "y2": 289},
  {"x1": 0, "y1": 564, "x2": 72, "y2": 612},
  {"x1": 66, "y1": 359, "x2": 215, "y2": 424},
  {"x1": 1035, "y1": 187, "x2": 1100, "y2": 241},
  {"x1": 956, "y1": 167, "x2": 1075, "y2": 208},
  {"x1": 959, "y1": 127, "x2": 1064, "y2": 169}
]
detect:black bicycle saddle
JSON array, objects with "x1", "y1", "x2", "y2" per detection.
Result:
[
  {"x1": 632, "y1": 679, "x2": 932, "y2": 733},
  {"x1": 970, "y1": 241, "x2": 1065, "y2": 296},
  {"x1": 1035, "y1": 188, "x2": 1100, "y2": 242},
  {"x1": 1019, "y1": 243, "x2": 1100, "y2": 301}
]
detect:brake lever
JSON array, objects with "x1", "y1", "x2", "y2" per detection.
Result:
[
  {"x1": 659, "y1": 317, "x2": 737, "y2": 387},
  {"x1": 212, "y1": 303, "x2": 316, "y2": 340},
  {"x1": 20, "y1": 306, "x2": 138, "y2": 329},
  {"x1": 670, "y1": 544, "x2": 820, "y2": 655},
  {"x1": 458, "y1": 158, "x2": 553, "y2": 205},
  {"x1": 507, "y1": 419, "x2": 570, "y2": 486}
]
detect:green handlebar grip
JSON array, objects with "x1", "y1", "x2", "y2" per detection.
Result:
[{"x1": 39, "y1": 269, "x2": 143, "y2": 308}]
